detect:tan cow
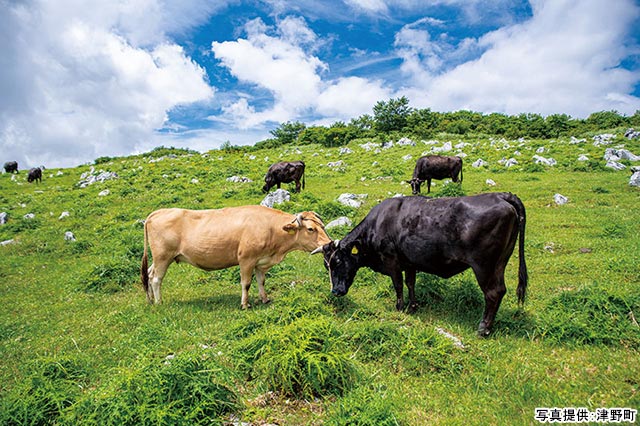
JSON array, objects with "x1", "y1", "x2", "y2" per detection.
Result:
[{"x1": 140, "y1": 206, "x2": 331, "y2": 308}]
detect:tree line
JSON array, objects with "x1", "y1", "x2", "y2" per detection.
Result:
[{"x1": 252, "y1": 96, "x2": 640, "y2": 150}]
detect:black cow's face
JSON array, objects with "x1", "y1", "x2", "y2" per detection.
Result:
[
  {"x1": 408, "y1": 178, "x2": 423, "y2": 195},
  {"x1": 262, "y1": 176, "x2": 274, "y2": 193},
  {"x1": 320, "y1": 240, "x2": 359, "y2": 297}
]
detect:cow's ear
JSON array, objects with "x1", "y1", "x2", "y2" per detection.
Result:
[
  {"x1": 282, "y1": 223, "x2": 298, "y2": 234},
  {"x1": 347, "y1": 241, "x2": 360, "y2": 256}
]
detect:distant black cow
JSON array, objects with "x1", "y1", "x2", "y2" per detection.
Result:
[
  {"x1": 27, "y1": 167, "x2": 42, "y2": 183},
  {"x1": 3, "y1": 161, "x2": 18, "y2": 174},
  {"x1": 408, "y1": 155, "x2": 463, "y2": 194},
  {"x1": 313, "y1": 193, "x2": 527, "y2": 336},
  {"x1": 263, "y1": 161, "x2": 306, "y2": 193}
]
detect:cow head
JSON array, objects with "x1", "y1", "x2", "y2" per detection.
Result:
[
  {"x1": 408, "y1": 178, "x2": 423, "y2": 195},
  {"x1": 312, "y1": 239, "x2": 360, "y2": 297},
  {"x1": 282, "y1": 212, "x2": 332, "y2": 251}
]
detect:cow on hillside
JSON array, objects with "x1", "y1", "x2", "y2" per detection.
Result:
[
  {"x1": 408, "y1": 155, "x2": 463, "y2": 194},
  {"x1": 3, "y1": 161, "x2": 18, "y2": 174},
  {"x1": 263, "y1": 161, "x2": 306, "y2": 193},
  {"x1": 141, "y1": 206, "x2": 331, "y2": 308},
  {"x1": 27, "y1": 167, "x2": 42, "y2": 183},
  {"x1": 313, "y1": 193, "x2": 527, "y2": 336}
]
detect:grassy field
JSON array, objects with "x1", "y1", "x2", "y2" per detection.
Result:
[{"x1": 1, "y1": 131, "x2": 639, "y2": 425}]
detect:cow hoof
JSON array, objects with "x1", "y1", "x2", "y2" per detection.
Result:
[
  {"x1": 241, "y1": 303, "x2": 252, "y2": 310},
  {"x1": 407, "y1": 303, "x2": 419, "y2": 314},
  {"x1": 477, "y1": 322, "x2": 491, "y2": 337},
  {"x1": 262, "y1": 298, "x2": 271, "y2": 305},
  {"x1": 395, "y1": 301, "x2": 404, "y2": 311}
]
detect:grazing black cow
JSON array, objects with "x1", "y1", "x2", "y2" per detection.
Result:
[
  {"x1": 27, "y1": 167, "x2": 42, "y2": 183},
  {"x1": 408, "y1": 155, "x2": 463, "y2": 194},
  {"x1": 313, "y1": 193, "x2": 527, "y2": 336},
  {"x1": 3, "y1": 161, "x2": 18, "y2": 174},
  {"x1": 263, "y1": 161, "x2": 306, "y2": 193}
]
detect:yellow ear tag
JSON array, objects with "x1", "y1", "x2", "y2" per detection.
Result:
[
  {"x1": 288, "y1": 229, "x2": 295, "y2": 235},
  {"x1": 351, "y1": 246, "x2": 359, "y2": 255}
]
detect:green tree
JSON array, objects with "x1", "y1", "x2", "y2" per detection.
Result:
[
  {"x1": 373, "y1": 96, "x2": 412, "y2": 134},
  {"x1": 270, "y1": 121, "x2": 306, "y2": 144}
]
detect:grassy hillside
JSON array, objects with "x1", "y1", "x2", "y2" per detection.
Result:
[{"x1": 1, "y1": 131, "x2": 639, "y2": 425}]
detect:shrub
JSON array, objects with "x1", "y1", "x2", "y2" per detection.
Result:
[{"x1": 69, "y1": 350, "x2": 239, "y2": 425}]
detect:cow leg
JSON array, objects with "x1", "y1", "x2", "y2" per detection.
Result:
[
  {"x1": 474, "y1": 268, "x2": 507, "y2": 336},
  {"x1": 239, "y1": 263, "x2": 255, "y2": 309},
  {"x1": 148, "y1": 259, "x2": 171, "y2": 304},
  {"x1": 277, "y1": 183, "x2": 281, "y2": 189},
  {"x1": 255, "y1": 269, "x2": 271, "y2": 304},
  {"x1": 427, "y1": 178, "x2": 432, "y2": 193},
  {"x1": 405, "y1": 269, "x2": 418, "y2": 313},
  {"x1": 391, "y1": 269, "x2": 405, "y2": 311},
  {"x1": 295, "y1": 180, "x2": 301, "y2": 193}
]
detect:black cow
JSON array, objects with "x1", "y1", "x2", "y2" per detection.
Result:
[
  {"x1": 3, "y1": 161, "x2": 18, "y2": 174},
  {"x1": 27, "y1": 167, "x2": 42, "y2": 183},
  {"x1": 408, "y1": 155, "x2": 463, "y2": 194},
  {"x1": 262, "y1": 161, "x2": 306, "y2": 193},
  {"x1": 313, "y1": 193, "x2": 527, "y2": 336}
]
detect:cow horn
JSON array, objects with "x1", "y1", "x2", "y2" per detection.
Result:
[
  {"x1": 295, "y1": 213, "x2": 304, "y2": 227},
  {"x1": 310, "y1": 246, "x2": 323, "y2": 255}
]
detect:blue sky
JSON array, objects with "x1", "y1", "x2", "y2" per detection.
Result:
[{"x1": 1, "y1": 0, "x2": 639, "y2": 168}]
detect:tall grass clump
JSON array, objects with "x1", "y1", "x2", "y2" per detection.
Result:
[
  {"x1": 69, "y1": 350, "x2": 239, "y2": 425},
  {"x1": 324, "y1": 384, "x2": 400, "y2": 426},
  {"x1": 78, "y1": 256, "x2": 139, "y2": 293},
  {"x1": 234, "y1": 316, "x2": 358, "y2": 400},
  {"x1": 536, "y1": 283, "x2": 640, "y2": 347},
  {"x1": 0, "y1": 356, "x2": 91, "y2": 425}
]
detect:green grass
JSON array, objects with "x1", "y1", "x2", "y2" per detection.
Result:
[{"x1": 1, "y1": 132, "x2": 639, "y2": 425}]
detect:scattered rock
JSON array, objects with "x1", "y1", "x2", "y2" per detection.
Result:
[
  {"x1": 359, "y1": 142, "x2": 380, "y2": 151},
  {"x1": 472, "y1": 159, "x2": 488, "y2": 168},
  {"x1": 604, "y1": 148, "x2": 640, "y2": 162},
  {"x1": 0, "y1": 212, "x2": 7, "y2": 225},
  {"x1": 624, "y1": 128, "x2": 640, "y2": 139},
  {"x1": 1, "y1": 239, "x2": 15, "y2": 246},
  {"x1": 554, "y1": 194, "x2": 568, "y2": 205},
  {"x1": 339, "y1": 147, "x2": 353, "y2": 155},
  {"x1": 436, "y1": 327, "x2": 465, "y2": 349},
  {"x1": 260, "y1": 189, "x2": 290, "y2": 208},
  {"x1": 24, "y1": 213, "x2": 35, "y2": 219},
  {"x1": 593, "y1": 134, "x2": 616, "y2": 146},
  {"x1": 190, "y1": 178, "x2": 199, "y2": 184},
  {"x1": 402, "y1": 154, "x2": 413, "y2": 161},
  {"x1": 64, "y1": 231, "x2": 76, "y2": 241},
  {"x1": 486, "y1": 179, "x2": 496, "y2": 186},
  {"x1": 59, "y1": 211, "x2": 70, "y2": 220},
  {"x1": 630, "y1": 170, "x2": 640, "y2": 187},
  {"x1": 226, "y1": 176, "x2": 253, "y2": 183},
  {"x1": 98, "y1": 189, "x2": 110, "y2": 197},
  {"x1": 397, "y1": 137, "x2": 416, "y2": 146},
  {"x1": 579, "y1": 248, "x2": 592, "y2": 254},
  {"x1": 577, "y1": 155, "x2": 589, "y2": 162},
  {"x1": 431, "y1": 141, "x2": 453, "y2": 153},
  {"x1": 326, "y1": 217, "x2": 352, "y2": 229},
  {"x1": 78, "y1": 167, "x2": 119, "y2": 187},
  {"x1": 605, "y1": 161, "x2": 626, "y2": 171},
  {"x1": 533, "y1": 155, "x2": 557, "y2": 166},
  {"x1": 327, "y1": 160, "x2": 345, "y2": 169},
  {"x1": 570, "y1": 136, "x2": 586, "y2": 144},
  {"x1": 337, "y1": 193, "x2": 367, "y2": 208}
]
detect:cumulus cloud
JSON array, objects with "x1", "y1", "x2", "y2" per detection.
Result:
[
  {"x1": 398, "y1": 0, "x2": 640, "y2": 116},
  {"x1": 211, "y1": 16, "x2": 391, "y2": 128},
  {"x1": 0, "y1": 0, "x2": 216, "y2": 168}
]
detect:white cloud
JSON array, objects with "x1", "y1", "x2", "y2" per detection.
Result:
[
  {"x1": 212, "y1": 16, "x2": 392, "y2": 128},
  {"x1": 398, "y1": 0, "x2": 640, "y2": 117},
  {"x1": 0, "y1": 0, "x2": 215, "y2": 169}
]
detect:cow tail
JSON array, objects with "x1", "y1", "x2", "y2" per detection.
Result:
[
  {"x1": 459, "y1": 161, "x2": 463, "y2": 184},
  {"x1": 302, "y1": 164, "x2": 306, "y2": 190},
  {"x1": 504, "y1": 193, "x2": 528, "y2": 305},
  {"x1": 140, "y1": 219, "x2": 149, "y2": 295}
]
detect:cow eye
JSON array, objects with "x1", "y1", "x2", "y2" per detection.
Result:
[{"x1": 307, "y1": 227, "x2": 315, "y2": 232}]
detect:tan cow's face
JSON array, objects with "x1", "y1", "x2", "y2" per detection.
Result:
[{"x1": 282, "y1": 211, "x2": 332, "y2": 252}]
